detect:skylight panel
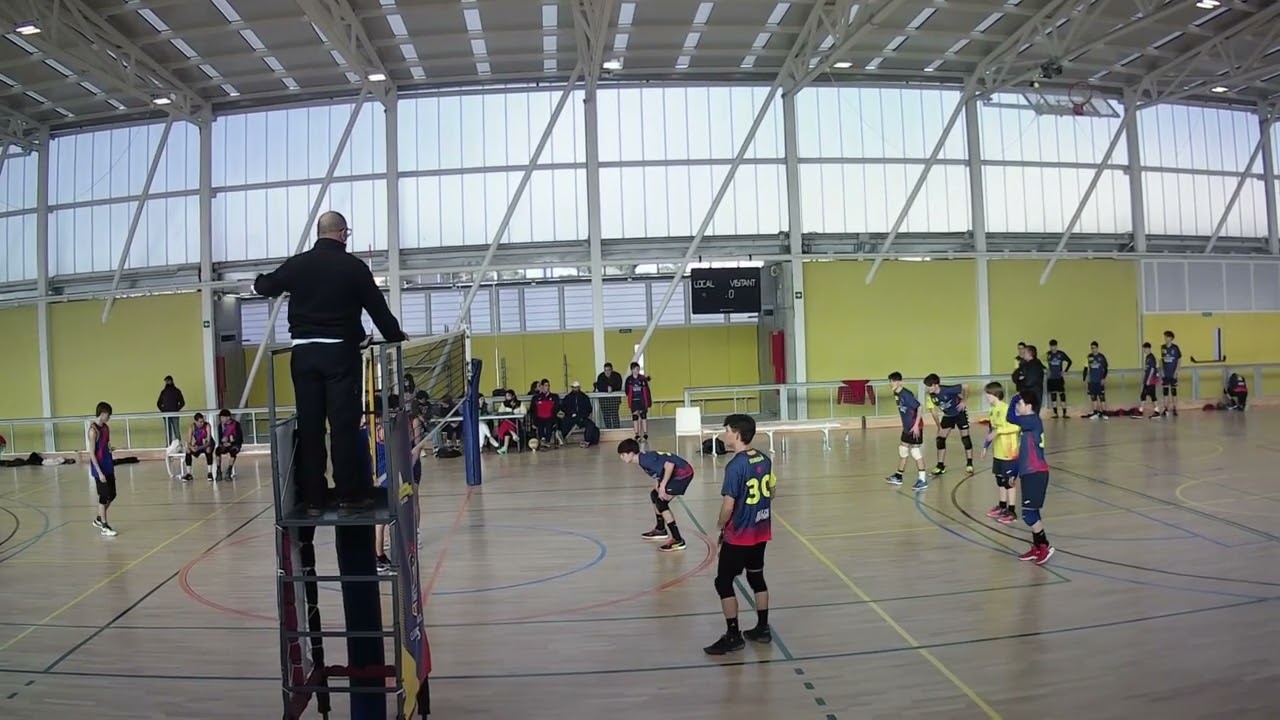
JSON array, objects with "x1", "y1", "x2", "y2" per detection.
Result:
[
  {"x1": 766, "y1": 3, "x2": 790, "y2": 26},
  {"x1": 693, "y1": 2, "x2": 715, "y2": 25},
  {"x1": 907, "y1": 9, "x2": 935, "y2": 29}
]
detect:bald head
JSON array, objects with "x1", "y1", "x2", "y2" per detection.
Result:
[{"x1": 317, "y1": 211, "x2": 349, "y2": 241}]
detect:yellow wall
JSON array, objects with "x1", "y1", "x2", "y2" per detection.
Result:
[
  {"x1": 805, "y1": 260, "x2": 980, "y2": 380},
  {"x1": 1142, "y1": 312, "x2": 1280, "y2": 399},
  {"x1": 242, "y1": 350, "x2": 295, "y2": 408},
  {"x1": 988, "y1": 259, "x2": 1141, "y2": 371},
  {"x1": 49, "y1": 293, "x2": 207, "y2": 417},
  {"x1": 0, "y1": 306, "x2": 45, "y2": 452}
]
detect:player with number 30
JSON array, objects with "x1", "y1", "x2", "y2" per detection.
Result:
[{"x1": 705, "y1": 413, "x2": 775, "y2": 656}]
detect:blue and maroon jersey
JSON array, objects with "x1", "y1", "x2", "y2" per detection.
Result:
[
  {"x1": 219, "y1": 419, "x2": 243, "y2": 447},
  {"x1": 1161, "y1": 342, "x2": 1181, "y2": 376},
  {"x1": 191, "y1": 422, "x2": 212, "y2": 449},
  {"x1": 721, "y1": 448, "x2": 774, "y2": 546},
  {"x1": 1143, "y1": 353, "x2": 1158, "y2": 386},
  {"x1": 1006, "y1": 403, "x2": 1049, "y2": 476},
  {"x1": 363, "y1": 426, "x2": 388, "y2": 487},
  {"x1": 625, "y1": 374, "x2": 652, "y2": 409},
  {"x1": 90, "y1": 421, "x2": 114, "y2": 479},
  {"x1": 928, "y1": 384, "x2": 965, "y2": 417},
  {"x1": 895, "y1": 387, "x2": 922, "y2": 432},
  {"x1": 638, "y1": 450, "x2": 694, "y2": 492}
]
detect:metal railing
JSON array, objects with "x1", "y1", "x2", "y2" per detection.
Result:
[
  {"x1": 683, "y1": 364, "x2": 1280, "y2": 423},
  {"x1": 0, "y1": 407, "x2": 291, "y2": 457}
]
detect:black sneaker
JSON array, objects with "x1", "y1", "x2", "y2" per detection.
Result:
[
  {"x1": 641, "y1": 529, "x2": 670, "y2": 541},
  {"x1": 376, "y1": 555, "x2": 392, "y2": 574},
  {"x1": 931, "y1": 463, "x2": 946, "y2": 477},
  {"x1": 703, "y1": 632, "x2": 745, "y2": 656},
  {"x1": 182, "y1": 473, "x2": 193, "y2": 482},
  {"x1": 658, "y1": 539, "x2": 686, "y2": 552},
  {"x1": 743, "y1": 625, "x2": 772, "y2": 644}
]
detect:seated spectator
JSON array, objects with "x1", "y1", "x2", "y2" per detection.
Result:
[
  {"x1": 433, "y1": 395, "x2": 462, "y2": 454},
  {"x1": 529, "y1": 379, "x2": 561, "y2": 448},
  {"x1": 495, "y1": 389, "x2": 525, "y2": 454},
  {"x1": 1225, "y1": 371, "x2": 1248, "y2": 411},
  {"x1": 559, "y1": 381, "x2": 593, "y2": 441}
]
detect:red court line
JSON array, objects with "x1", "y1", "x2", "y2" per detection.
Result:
[{"x1": 421, "y1": 487, "x2": 474, "y2": 608}]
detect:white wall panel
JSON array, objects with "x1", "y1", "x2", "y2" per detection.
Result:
[
  {"x1": 1142, "y1": 172, "x2": 1266, "y2": 237},
  {"x1": 212, "y1": 102, "x2": 385, "y2": 188},
  {"x1": 800, "y1": 164, "x2": 970, "y2": 234},
  {"x1": 213, "y1": 180, "x2": 388, "y2": 262},
  {"x1": 795, "y1": 87, "x2": 968, "y2": 160},
  {"x1": 48, "y1": 195, "x2": 199, "y2": 275},
  {"x1": 0, "y1": 212, "x2": 36, "y2": 282},
  {"x1": 984, "y1": 167, "x2": 1129, "y2": 234},
  {"x1": 49, "y1": 123, "x2": 198, "y2": 206},
  {"x1": 598, "y1": 87, "x2": 783, "y2": 162},
  {"x1": 400, "y1": 170, "x2": 584, "y2": 248},
  {"x1": 400, "y1": 90, "x2": 583, "y2": 172},
  {"x1": 0, "y1": 150, "x2": 39, "y2": 212},
  {"x1": 1139, "y1": 104, "x2": 1259, "y2": 172},
  {"x1": 979, "y1": 96, "x2": 1125, "y2": 165},
  {"x1": 599, "y1": 163, "x2": 786, "y2": 239}
]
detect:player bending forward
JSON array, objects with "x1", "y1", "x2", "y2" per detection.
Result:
[
  {"x1": 1007, "y1": 391, "x2": 1055, "y2": 565},
  {"x1": 980, "y1": 382, "x2": 1020, "y2": 525},
  {"x1": 885, "y1": 372, "x2": 928, "y2": 491},
  {"x1": 923, "y1": 374, "x2": 973, "y2": 477},
  {"x1": 619, "y1": 439, "x2": 694, "y2": 553},
  {"x1": 705, "y1": 414, "x2": 774, "y2": 656}
]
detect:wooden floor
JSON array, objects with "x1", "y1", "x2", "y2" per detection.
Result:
[{"x1": 2, "y1": 410, "x2": 1279, "y2": 719}]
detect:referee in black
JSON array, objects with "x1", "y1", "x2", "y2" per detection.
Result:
[{"x1": 254, "y1": 210, "x2": 407, "y2": 515}]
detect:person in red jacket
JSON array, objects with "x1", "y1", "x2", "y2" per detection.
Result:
[{"x1": 624, "y1": 363, "x2": 653, "y2": 445}]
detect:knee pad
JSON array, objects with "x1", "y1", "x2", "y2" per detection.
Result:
[
  {"x1": 1022, "y1": 508, "x2": 1041, "y2": 527},
  {"x1": 655, "y1": 497, "x2": 671, "y2": 513},
  {"x1": 995, "y1": 475, "x2": 1011, "y2": 489},
  {"x1": 909, "y1": 446, "x2": 923, "y2": 460},
  {"x1": 898, "y1": 445, "x2": 909, "y2": 459},
  {"x1": 1098, "y1": 392, "x2": 1106, "y2": 402},
  {"x1": 649, "y1": 488, "x2": 659, "y2": 505},
  {"x1": 745, "y1": 568, "x2": 768, "y2": 594},
  {"x1": 960, "y1": 435, "x2": 973, "y2": 451},
  {"x1": 935, "y1": 436, "x2": 947, "y2": 451},
  {"x1": 714, "y1": 574, "x2": 736, "y2": 599},
  {"x1": 1162, "y1": 386, "x2": 1170, "y2": 397},
  {"x1": 1170, "y1": 387, "x2": 1178, "y2": 396}
]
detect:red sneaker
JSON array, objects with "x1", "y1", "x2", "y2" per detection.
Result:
[
  {"x1": 1018, "y1": 545, "x2": 1039, "y2": 562},
  {"x1": 986, "y1": 505, "x2": 1004, "y2": 518},
  {"x1": 997, "y1": 511, "x2": 1017, "y2": 525},
  {"x1": 1035, "y1": 545, "x2": 1055, "y2": 565}
]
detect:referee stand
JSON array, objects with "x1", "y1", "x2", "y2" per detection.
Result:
[{"x1": 268, "y1": 342, "x2": 431, "y2": 720}]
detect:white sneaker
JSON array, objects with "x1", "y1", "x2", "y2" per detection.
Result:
[
  {"x1": 92, "y1": 517, "x2": 104, "y2": 529},
  {"x1": 100, "y1": 524, "x2": 118, "y2": 537}
]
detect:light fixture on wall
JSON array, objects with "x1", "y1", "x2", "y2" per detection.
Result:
[
  {"x1": 151, "y1": 95, "x2": 173, "y2": 106},
  {"x1": 1195, "y1": 0, "x2": 1220, "y2": 9},
  {"x1": 14, "y1": 20, "x2": 40, "y2": 35}
]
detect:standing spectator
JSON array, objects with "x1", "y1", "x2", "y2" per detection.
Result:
[
  {"x1": 559, "y1": 381, "x2": 593, "y2": 441},
  {"x1": 595, "y1": 362, "x2": 624, "y2": 430},
  {"x1": 253, "y1": 210, "x2": 407, "y2": 514},
  {"x1": 157, "y1": 376, "x2": 186, "y2": 447}
]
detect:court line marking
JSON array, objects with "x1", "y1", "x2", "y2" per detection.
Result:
[
  {"x1": 1174, "y1": 480, "x2": 1280, "y2": 518},
  {"x1": 0, "y1": 484, "x2": 262, "y2": 655},
  {"x1": 421, "y1": 486, "x2": 475, "y2": 607},
  {"x1": 777, "y1": 512, "x2": 1003, "y2": 720}
]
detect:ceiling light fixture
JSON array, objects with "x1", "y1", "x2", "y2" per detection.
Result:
[
  {"x1": 1209, "y1": 85, "x2": 1228, "y2": 93},
  {"x1": 833, "y1": 61, "x2": 853, "y2": 69},
  {"x1": 152, "y1": 96, "x2": 173, "y2": 106},
  {"x1": 367, "y1": 72, "x2": 388, "y2": 82},
  {"x1": 1195, "y1": 0, "x2": 1220, "y2": 9},
  {"x1": 603, "y1": 59, "x2": 623, "y2": 70},
  {"x1": 14, "y1": 21, "x2": 40, "y2": 36}
]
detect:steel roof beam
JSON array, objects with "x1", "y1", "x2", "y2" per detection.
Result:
[
  {"x1": 292, "y1": 0, "x2": 393, "y2": 106},
  {"x1": 0, "y1": 0, "x2": 207, "y2": 123},
  {"x1": 0, "y1": 104, "x2": 44, "y2": 150}
]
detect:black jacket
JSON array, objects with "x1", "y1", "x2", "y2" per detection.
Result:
[
  {"x1": 157, "y1": 384, "x2": 185, "y2": 413},
  {"x1": 253, "y1": 238, "x2": 405, "y2": 343},
  {"x1": 595, "y1": 371, "x2": 622, "y2": 393},
  {"x1": 1015, "y1": 359, "x2": 1046, "y2": 393},
  {"x1": 561, "y1": 391, "x2": 592, "y2": 419}
]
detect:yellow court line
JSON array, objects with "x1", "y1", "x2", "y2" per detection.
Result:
[
  {"x1": 777, "y1": 513, "x2": 1003, "y2": 720},
  {"x1": 0, "y1": 485, "x2": 264, "y2": 653},
  {"x1": 1174, "y1": 479, "x2": 1280, "y2": 518}
]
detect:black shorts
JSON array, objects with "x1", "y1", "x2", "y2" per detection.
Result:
[
  {"x1": 94, "y1": 473, "x2": 118, "y2": 505},
  {"x1": 1087, "y1": 382, "x2": 1104, "y2": 400},
  {"x1": 215, "y1": 445, "x2": 241, "y2": 457},
  {"x1": 900, "y1": 430, "x2": 921, "y2": 445},
  {"x1": 718, "y1": 541, "x2": 767, "y2": 578},
  {"x1": 1046, "y1": 378, "x2": 1065, "y2": 394},
  {"x1": 939, "y1": 411, "x2": 969, "y2": 431},
  {"x1": 1140, "y1": 386, "x2": 1157, "y2": 401},
  {"x1": 664, "y1": 475, "x2": 693, "y2": 495},
  {"x1": 992, "y1": 458, "x2": 1016, "y2": 486},
  {"x1": 1019, "y1": 471, "x2": 1049, "y2": 509},
  {"x1": 1162, "y1": 375, "x2": 1178, "y2": 388}
]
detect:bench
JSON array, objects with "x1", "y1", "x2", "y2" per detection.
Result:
[
  {"x1": 696, "y1": 420, "x2": 844, "y2": 456},
  {"x1": 165, "y1": 442, "x2": 267, "y2": 479}
]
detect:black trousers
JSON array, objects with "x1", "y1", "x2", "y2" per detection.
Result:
[{"x1": 291, "y1": 341, "x2": 365, "y2": 507}]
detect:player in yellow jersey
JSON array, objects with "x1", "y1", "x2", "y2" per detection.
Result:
[{"x1": 979, "y1": 381, "x2": 1020, "y2": 525}]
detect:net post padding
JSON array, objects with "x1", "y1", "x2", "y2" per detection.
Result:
[{"x1": 461, "y1": 357, "x2": 484, "y2": 487}]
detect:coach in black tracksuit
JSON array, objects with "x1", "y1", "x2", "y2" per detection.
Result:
[
  {"x1": 1014, "y1": 344, "x2": 1047, "y2": 414},
  {"x1": 254, "y1": 211, "x2": 407, "y2": 514}
]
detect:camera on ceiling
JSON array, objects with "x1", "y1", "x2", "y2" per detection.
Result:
[{"x1": 1030, "y1": 60, "x2": 1063, "y2": 89}]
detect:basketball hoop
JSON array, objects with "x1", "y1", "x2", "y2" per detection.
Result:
[{"x1": 1068, "y1": 82, "x2": 1093, "y2": 116}]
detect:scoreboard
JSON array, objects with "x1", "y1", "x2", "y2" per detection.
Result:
[{"x1": 689, "y1": 267, "x2": 762, "y2": 315}]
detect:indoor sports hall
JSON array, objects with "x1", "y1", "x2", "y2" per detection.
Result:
[{"x1": 1, "y1": 0, "x2": 1279, "y2": 718}]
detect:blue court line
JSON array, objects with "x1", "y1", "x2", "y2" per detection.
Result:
[
  {"x1": 912, "y1": 493, "x2": 1275, "y2": 602},
  {"x1": 0, "y1": 500, "x2": 54, "y2": 566},
  {"x1": 1048, "y1": 484, "x2": 1219, "y2": 545}
]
